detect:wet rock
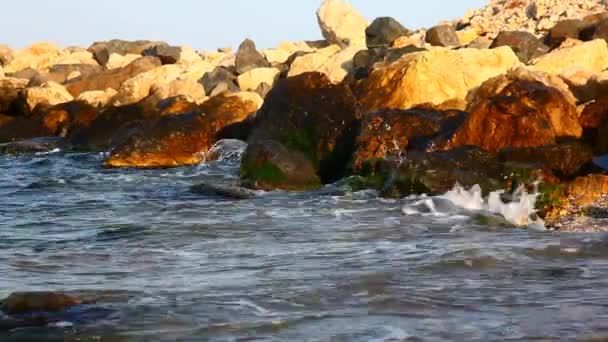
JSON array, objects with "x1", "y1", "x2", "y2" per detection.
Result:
[
  {"x1": 248, "y1": 72, "x2": 361, "y2": 184},
  {"x1": 580, "y1": 94, "x2": 608, "y2": 155},
  {"x1": 531, "y1": 39, "x2": 608, "y2": 76},
  {"x1": 490, "y1": 31, "x2": 549, "y2": 63},
  {"x1": 365, "y1": 17, "x2": 410, "y2": 49},
  {"x1": 240, "y1": 140, "x2": 321, "y2": 191},
  {"x1": 1, "y1": 292, "x2": 81, "y2": 314},
  {"x1": 425, "y1": 24, "x2": 460, "y2": 47},
  {"x1": 353, "y1": 47, "x2": 520, "y2": 112},
  {"x1": 237, "y1": 67, "x2": 280, "y2": 92},
  {"x1": 499, "y1": 142, "x2": 595, "y2": 178},
  {"x1": 191, "y1": 182, "x2": 255, "y2": 200},
  {"x1": 351, "y1": 107, "x2": 467, "y2": 172},
  {"x1": 105, "y1": 93, "x2": 260, "y2": 167},
  {"x1": 0, "y1": 115, "x2": 54, "y2": 142},
  {"x1": 87, "y1": 39, "x2": 166, "y2": 66},
  {"x1": 316, "y1": 0, "x2": 368, "y2": 48},
  {"x1": 0, "y1": 136, "x2": 67, "y2": 154},
  {"x1": 235, "y1": 39, "x2": 270, "y2": 75},
  {"x1": 199, "y1": 66, "x2": 239, "y2": 96},
  {"x1": 448, "y1": 76, "x2": 581, "y2": 153},
  {"x1": 65, "y1": 56, "x2": 162, "y2": 97}
]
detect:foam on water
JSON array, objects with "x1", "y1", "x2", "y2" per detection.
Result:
[{"x1": 403, "y1": 184, "x2": 545, "y2": 228}]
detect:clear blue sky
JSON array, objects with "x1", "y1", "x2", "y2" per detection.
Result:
[{"x1": 1, "y1": 0, "x2": 486, "y2": 50}]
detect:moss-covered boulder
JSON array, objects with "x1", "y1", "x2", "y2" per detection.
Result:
[
  {"x1": 240, "y1": 140, "x2": 321, "y2": 191},
  {"x1": 247, "y1": 72, "x2": 360, "y2": 184}
]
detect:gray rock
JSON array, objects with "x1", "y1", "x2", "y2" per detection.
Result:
[
  {"x1": 490, "y1": 31, "x2": 549, "y2": 63},
  {"x1": 365, "y1": 17, "x2": 410, "y2": 48},
  {"x1": 199, "y1": 67, "x2": 239, "y2": 96},
  {"x1": 235, "y1": 39, "x2": 270, "y2": 75},
  {"x1": 426, "y1": 24, "x2": 460, "y2": 47},
  {"x1": 88, "y1": 39, "x2": 168, "y2": 66}
]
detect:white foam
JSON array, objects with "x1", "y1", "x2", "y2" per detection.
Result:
[{"x1": 35, "y1": 148, "x2": 61, "y2": 155}]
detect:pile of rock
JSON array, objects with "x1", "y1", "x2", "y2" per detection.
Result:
[{"x1": 2, "y1": 0, "x2": 608, "y2": 229}]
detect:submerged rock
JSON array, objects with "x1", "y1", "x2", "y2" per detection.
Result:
[
  {"x1": 1, "y1": 292, "x2": 81, "y2": 315},
  {"x1": 191, "y1": 182, "x2": 255, "y2": 200},
  {"x1": 0, "y1": 136, "x2": 67, "y2": 154}
]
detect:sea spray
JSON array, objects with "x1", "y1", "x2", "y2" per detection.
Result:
[{"x1": 403, "y1": 184, "x2": 545, "y2": 228}]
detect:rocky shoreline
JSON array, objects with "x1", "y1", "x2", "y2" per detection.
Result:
[{"x1": 2, "y1": 0, "x2": 608, "y2": 231}]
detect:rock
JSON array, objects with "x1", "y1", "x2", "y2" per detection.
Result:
[
  {"x1": 205, "y1": 138, "x2": 248, "y2": 162},
  {"x1": 0, "y1": 114, "x2": 55, "y2": 142},
  {"x1": 145, "y1": 79, "x2": 207, "y2": 109},
  {"x1": 586, "y1": 17, "x2": 608, "y2": 41},
  {"x1": 240, "y1": 140, "x2": 321, "y2": 191},
  {"x1": 0, "y1": 77, "x2": 29, "y2": 114},
  {"x1": 237, "y1": 67, "x2": 280, "y2": 92},
  {"x1": 200, "y1": 66, "x2": 239, "y2": 96},
  {"x1": 200, "y1": 50, "x2": 232, "y2": 66},
  {"x1": 316, "y1": 0, "x2": 368, "y2": 48},
  {"x1": 255, "y1": 82, "x2": 272, "y2": 98},
  {"x1": 261, "y1": 41, "x2": 316, "y2": 64},
  {"x1": 144, "y1": 44, "x2": 201, "y2": 65},
  {"x1": 365, "y1": 17, "x2": 410, "y2": 49},
  {"x1": 447, "y1": 75, "x2": 581, "y2": 153},
  {"x1": 391, "y1": 35, "x2": 423, "y2": 48},
  {"x1": 580, "y1": 94, "x2": 608, "y2": 155},
  {"x1": 2, "y1": 42, "x2": 60, "y2": 73},
  {"x1": 27, "y1": 63, "x2": 103, "y2": 87},
  {"x1": 1, "y1": 292, "x2": 81, "y2": 314},
  {"x1": 547, "y1": 19, "x2": 589, "y2": 47},
  {"x1": 425, "y1": 24, "x2": 460, "y2": 47},
  {"x1": 88, "y1": 39, "x2": 166, "y2": 66},
  {"x1": 0, "y1": 136, "x2": 67, "y2": 154},
  {"x1": 22, "y1": 82, "x2": 74, "y2": 114},
  {"x1": 377, "y1": 146, "x2": 505, "y2": 198},
  {"x1": 65, "y1": 56, "x2": 162, "y2": 97},
  {"x1": 0, "y1": 44, "x2": 13, "y2": 66},
  {"x1": 531, "y1": 39, "x2": 608, "y2": 75},
  {"x1": 287, "y1": 44, "x2": 358, "y2": 83},
  {"x1": 499, "y1": 141, "x2": 594, "y2": 178},
  {"x1": 156, "y1": 95, "x2": 200, "y2": 115},
  {"x1": 351, "y1": 107, "x2": 467, "y2": 172},
  {"x1": 191, "y1": 182, "x2": 255, "y2": 200},
  {"x1": 490, "y1": 31, "x2": 549, "y2": 63},
  {"x1": 105, "y1": 93, "x2": 260, "y2": 167},
  {"x1": 467, "y1": 36, "x2": 494, "y2": 49},
  {"x1": 234, "y1": 39, "x2": 270, "y2": 75},
  {"x1": 456, "y1": 29, "x2": 480, "y2": 46},
  {"x1": 248, "y1": 72, "x2": 360, "y2": 183},
  {"x1": 105, "y1": 53, "x2": 141, "y2": 69},
  {"x1": 354, "y1": 47, "x2": 520, "y2": 112},
  {"x1": 567, "y1": 174, "x2": 608, "y2": 206},
  {"x1": 76, "y1": 88, "x2": 119, "y2": 107}
]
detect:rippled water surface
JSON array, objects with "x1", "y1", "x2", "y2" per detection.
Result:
[{"x1": 2, "y1": 150, "x2": 608, "y2": 341}]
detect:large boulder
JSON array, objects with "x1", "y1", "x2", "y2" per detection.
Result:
[
  {"x1": 287, "y1": 45, "x2": 358, "y2": 83},
  {"x1": 144, "y1": 79, "x2": 207, "y2": 108},
  {"x1": 2, "y1": 42, "x2": 60, "y2": 73},
  {"x1": 490, "y1": 31, "x2": 549, "y2": 63},
  {"x1": 351, "y1": 107, "x2": 467, "y2": 172},
  {"x1": 21, "y1": 82, "x2": 74, "y2": 114},
  {"x1": 76, "y1": 88, "x2": 119, "y2": 108},
  {"x1": 240, "y1": 140, "x2": 321, "y2": 191},
  {"x1": 234, "y1": 39, "x2": 270, "y2": 75},
  {"x1": 65, "y1": 56, "x2": 162, "y2": 97},
  {"x1": 105, "y1": 53, "x2": 141, "y2": 69},
  {"x1": 27, "y1": 63, "x2": 103, "y2": 87},
  {"x1": 261, "y1": 41, "x2": 316, "y2": 64},
  {"x1": 87, "y1": 39, "x2": 166, "y2": 66},
  {"x1": 546, "y1": 19, "x2": 589, "y2": 48},
  {"x1": 247, "y1": 72, "x2": 361, "y2": 184},
  {"x1": 237, "y1": 67, "x2": 280, "y2": 92},
  {"x1": 199, "y1": 66, "x2": 240, "y2": 96},
  {"x1": 316, "y1": 0, "x2": 368, "y2": 48},
  {"x1": 531, "y1": 39, "x2": 608, "y2": 75},
  {"x1": 425, "y1": 24, "x2": 460, "y2": 47},
  {"x1": 0, "y1": 77, "x2": 28, "y2": 114},
  {"x1": 353, "y1": 47, "x2": 520, "y2": 112},
  {"x1": 143, "y1": 44, "x2": 201, "y2": 65},
  {"x1": 105, "y1": 92, "x2": 261, "y2": 167},
  {"x1": 365, "y1": 17, "x2": 410, "y2": 49},
  {"x1": 447, "y1": 75, "x2": 581, "y2": 153}
]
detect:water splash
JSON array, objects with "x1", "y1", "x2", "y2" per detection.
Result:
[{"x1": 443, "y1": 184, "x2": 544, "y2": 228}]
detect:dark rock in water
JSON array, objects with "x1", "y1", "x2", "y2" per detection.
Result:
[
  {"x1": 199, "y1": 67, "x2": 239, "y2": 96},
  {"x1": 0, "y1": 115, "x2": 54, "y2": 143},
  {"x1": 143, "y1": 44, "x2": 183, "y2": 64},
  {"x1": 580, "y1": 94, "x2": 608, "y2": 155},
  {"x1": 447, "y1": 79, "x2": 581, "y2": 153},
  {"x1": 365, "y1": 17, "x2": 410, "y2": 49},
  {"x1": 1, "y1": 292, "x2": 81, "y2": 315},
  {"x1": 240, "y1": 140, "x2": 321, "y2": 191},
  {"x1": 192, "y1": 182, "x2": 255, "y2": 200},
  {"x1": 88, "y1": 39, "x2": 167, "y2": 66},
  {"x1": 425, "y1": 24, "x2": 460, "y2": 47},
  {"x1": 234, "y1": 39, "x2": 270, "y2": 75},
  {"x1": 28, "y1": 64, "x2": 103, "y2": 87},
  {"x1": 351, "y1": 107, "x2": 467, "y2": 172},
  {"x1": 546, "y1": 19, "x2": 588, "y2": 48},
  {"x1": 105, "y1": 93, "x2": 259, "y2": 168},
  {"x1": 65, "y1": 56, "x2": 161, "y2": 97},
  {"x1": 490, "y1": 31, "x2": 549, "y2": 63},
  {"x1": 499, "y1": 141, "x2": 595, "y2": 179},
  {"x1": 0, "y1": 137, "x2": 67, "y2": 154},
  {"x1": 248, "y1": 72, "x2": 361, "y2": 184}
]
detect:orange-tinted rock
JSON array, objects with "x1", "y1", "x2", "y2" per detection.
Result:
[
  {"x1": 448, "y1": 80, "x2": 581, "y2": 153},
  {"x1": 580, "y1": 95, "x2": 608, "y2": 154},
  {"x1": 0, "y1": 114, "x2": 52, "y2": 142},
  {"x1": 64, "y1": 56, "x2": 161, "y2": 97},
  {"x1": 157, "y1": 95, "x2": 200, "y2": 116},
  {"x1": 105, "y1": 93, "x2": 259, "y2": 168},
  {"x1": 1, "y1": 292, "x2": 81, "y2": 314},
  {"x1": 567, "y1": 174, "x2": 608, "y2": 206},
  {"x1": 351, "y1": 107, "x2": 467, "y2": 172}
]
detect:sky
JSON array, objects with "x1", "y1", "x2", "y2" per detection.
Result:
[{"x1": 0, "y1": 0, "x2": 486, "y2": 51}]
